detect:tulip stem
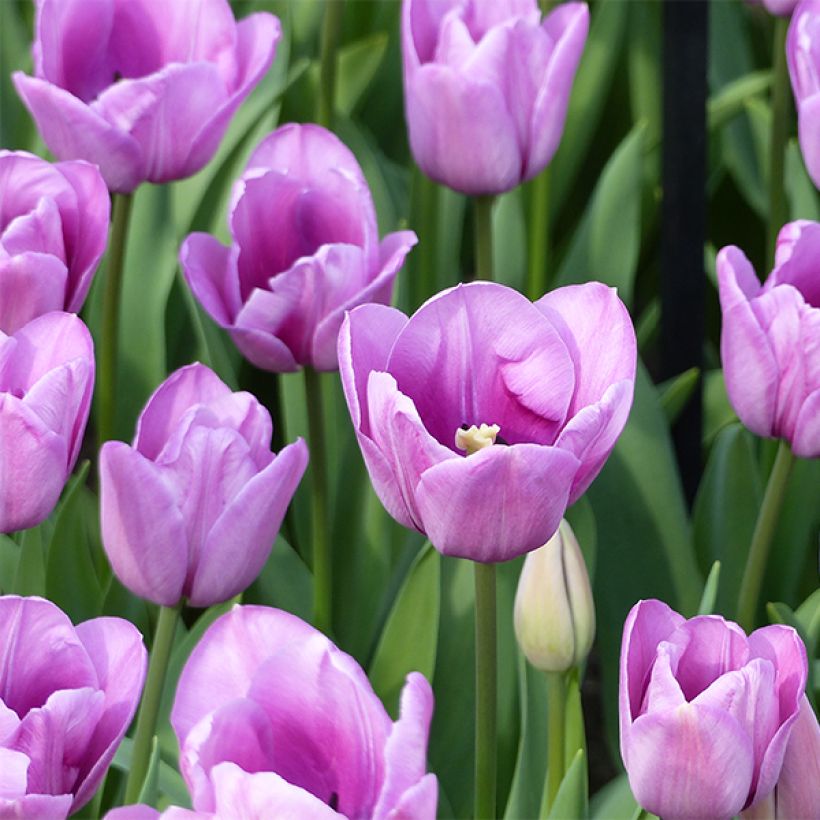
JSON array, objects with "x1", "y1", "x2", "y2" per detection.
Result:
[
  {"x1": 473, "y1": 196, "x2": 495, "y2": 282},
  {"x1": 767, "y1": 16, "x2": 790, "y2": 266},
  {"x1": 98, "y1": 192, "x2": 133, "y2": 447},
  {"x1": 304, "y1": 367, "x2": 332, "y2": 635},
  {"x1": 540, "y1": 670, "x2": 567, "y2": 817},
  {"x1": 474, "y1": 562, "x2": 497, "y2": 819},
  {"x1": 527, "y1": 169, "x2": 551, "y2": 299},
  {"x1": 737, "y1": 441, "x2": 795, "y2": 631},
  {"x1": 317, "y1": 0, "x2": 345, "y2": 128},
  {"x1": 124, "y1": 603, "x2": 181, "y2": 804}
]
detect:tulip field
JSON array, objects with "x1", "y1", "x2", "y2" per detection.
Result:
[{"x1": 0, "y1": 0, "x2": 819, "y2": 818}]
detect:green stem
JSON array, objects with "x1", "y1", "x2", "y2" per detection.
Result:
[
  {"x1": 474, "y1": 562, "x2": 497, "y2": 819},
  {"x1": 540, "y1": 671, "x2": 567, "y2": 817},
  {"x1": 737, "y1": 441, "x2": 795, "y2": 631},
  {"x1": 473, "y1": 196, "x2": 495, "y2": 282},
  {"x1": 98, "y1": 193, "x2": 133, "y2": 447},
  {"x1": 411, "y1": 168, "x2": 438, "y2": 309},
  {"x1": 124, "y1": 603, "x2": 181, "y2": 804},
  {"x1": 768, "y1": 17, "x2": 790, "y2": 266},
  {"x1": 630, "y1": 808, "x2": 651, "y2": 820},
  {"x1": 527, "y1": 170, "x2": 551, "y2": 299},
  {"x1": 304, "y1": 367, "x2": 331, "y2": 635},
  {"x1": 317, "y1": 0, "x2": 345, "y2": 128}
]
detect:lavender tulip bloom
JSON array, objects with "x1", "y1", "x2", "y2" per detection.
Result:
[
  {"x1": 99, "y1": 363, "x2": 307, "y2": 607},
  {"x1": 162, "y1": 605, "x2": 437, "y2": 818},
  {"x1": 0, "y1": 312, "x2": 94, "y2": 533},
  {"x1": 746, "y1": 0, "x2": 800, "y2": 16},
  {"x1": 619, "y1": 599, "x2": 809, "y2": 820},
  {"x1": 180, "y1": 124, "x2": 417, "y2": 373},
  {"x1": 339, "y1": 281, "x2": 636, "y2": 562},
  {"x1": 717, "y1": 220, "x2": 820, "y2": 458},
  {"x1": 0, "y1": 595, "x2": 146, "y2": 817},
  {"x1": 788, "y1": 1, "x2": 820, "y2": 188},
  {"x1": 0, "y1": 151, "x2": 108, "y2": 334},
  {"x1": 402, "y1": 0, "x2": 589, "y2": 195},
  {"x1": 13, "y1": 0, "x2": 280, "y2": 193}
]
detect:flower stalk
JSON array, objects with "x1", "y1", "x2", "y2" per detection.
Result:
[
  {"x1": 768, "y1": 16, "x2": 790, "y2": 265},
  {"x1": 317, "y1": 0, "x2": 345, "y2": 129},
  {"x1": 527, "y1": 170, "x2": 551, "y2": 299},
  {"x1": 540, "y1": 670, "x2": 567, "y2": 817},
  {"x1": 474, "y1": 196, "x2": 495, "y2": 282},
  {"x1": 474, "y1": 561, "x2": 497, "y2": 819}
]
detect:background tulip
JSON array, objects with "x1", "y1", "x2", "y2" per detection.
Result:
[
  {"x1": 180, "y1": 123, "x2": 417, "y2": 373},
  {"x1": 401, "y1": 0, "x2": 589, "y2": 195},
  {"x1": 717, "y1": 220, "x2": 820, "y2": 458},
  {"x1": 0, "y1": 151, "x2": 108, "y2": 334},
  {"x1": 99, "y1": 363, "x2": 307, "y2": 607},
  {"x1": 788, "y1": 1, "x2": 820, "y2": 188},
  {"x1": 0, "y1": 595, "x2": 146, "y2": 817},
  {"x1": 0, "y1": 312, "x2": 94, "y2": 533},
  {"x1": 514, "y1": 518, "x2": 595, "y2": 672},
  {"x1": 168, "y1": 605, "x2": 437, "y2": 819},
  {"x1": 13, "y1": 0, "x2": 280, "y2": 193},
  {"x1": 619, "y1": 599, "x2": 809, "y2": 820},
  {"x1": 338, "y1": 280, "x2": 636, "y2": 562}
]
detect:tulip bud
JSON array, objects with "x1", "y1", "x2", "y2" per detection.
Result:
[{"x1": 513, "y1": 519, "x2": 595, "y2": 672}]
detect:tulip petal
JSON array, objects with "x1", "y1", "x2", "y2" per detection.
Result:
[
  {"x1": 0, "y1": 793, "x2": 72, "y2": 819},
  {"x1": 619, "y1": 599, "x2": 685, "y2": 763},
  {"x1": 1, "y1": 196, "x2": 65, "y2": 259},
  {"x1": 386, "y1": 282, "x2": 575, "y2": 448},
  {"x1": 0, "y1": 748, "x2": 29, "y2": 797},
  {"x1": 796, "y1": 94, "x2": 820, "y2": 190},
  {"x1": 179, "y1": 234, "x2": 242, "y2": 326},
  {"x1": 99, "y1": 442, "x2": 188, "y2": 606},
  {"x1": 73, "y1": 617, "x2": 147, "y2": 811},
  {"x1": 12, "y1": 73, "x2": 144, "y2": 193},
  {"x1": 338, "y1": 307, "x2": 416, "y2": 529},
  {"x1": 373, "y1": 673, "x2": 436, "y2": 820},
  {"x1": 0, "y1": 253, "x2": 68, "y2": 335},
  {"x1": 171, "y1": 606, "x2": 317, "y2": 745},
  {"x1": 312, "y1": 231, "x2": 417, "y2": 372},
  {"x1": 105, "y1": 807, "x2": 163, "y2": 820},
  {"x1": 793, "y1": 387, "x2": 820, "y2": 457},
  {"x1": 385, "y1": 774, "x2": 438, "y2": 820},
  {"x1": 717, "y1": 247, "x2": 779, "y2": 437},
  {"x1": 188, "y1": 437, "x2": 307, "y2": 607},
  {"x1": 769, "y1": 220, "x2": 820, "y2": 308},
  {"x1": 627, "y1": 703, "x2": 754, "y2": 820},
  {"x1": 415, "y1": 441, "x2": 580, "y2": 562}
]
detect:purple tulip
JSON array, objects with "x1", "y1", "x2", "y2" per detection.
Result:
[
  {"x1": 99, "y1": 363, "x2": 307, "y2": 607},
  {"x1": 401, "y1": 0, "x2": 589, "y2": 195},
  {"x1": 13, "y1": 0, "x2": 280, "y2": 193},
  {"x1": 0, "y1": 151, "x2": 109, "y2": 335},
  {"x1": 0, "y1": 595, "x2": 146, "y2": 817},
  {"x1": 338, "y1": 281, "x2": 636, "y2": 562},
  {"x1": 0, "y1": 312, "x2": 94, "y2": 533},
  {"x1": 180, "y1": 124, "x2": 417, "y2": 373},
  {"x1": 717, "y1": 220, "x2": 820, "y2": 458},
  {"x1": 789, "y1": 1, "x2": 820, "y2": 188},
  {"x1": 619, "y1": 599, "x2": 809, "y2": 820},
  {"x1": 746, "y1": 0, "x2": 800, "y2": 16},
  {"x1": 160, "y1": 605, "x2": 438, "y2": 818}
]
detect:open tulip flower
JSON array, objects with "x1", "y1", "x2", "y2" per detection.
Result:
[
  {"x1": 0, "y1": 595, "x2": 147, "y2": 818},
  {"x1": 717, "y1": 220, "x2": 820, "y2": 458},
  {"x1": 619, "y1": 599, "x2": 809, "y2": 820},
  {"x1": 180, "y1": 123, "x2": 417, "y2": 373},
  {"x1": 0, "y1": 312, "x2": 94, "y2": 533},
  {"x1": 339, "y1": 281, "x2": 636, "y2": 562},
  {"x1": 158, "y1": 606, "x2": 438, "y2": 818},
  {"x1": 99, "y1": 363, "x2": 308, "y2": 608},
  {"x1": 13, "y1": 0, "x2": 280, "y2": 193},
  {"x1": 788, "y1": 0, "x2": 820, "y2": 189},
  {"x1": 0, "y1": 151, "x2": 108, "y2": 334},
  {"x1": 402, "y1": 0, "x2": 589, "y2": 195}
]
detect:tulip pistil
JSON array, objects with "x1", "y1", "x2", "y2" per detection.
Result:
[{"x1": 456, "y1": 423, "x2": 500, "y2": 456}]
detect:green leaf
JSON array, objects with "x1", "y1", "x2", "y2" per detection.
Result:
[
  {"x1": 548, "y1": 748, "x2": 588, "y2": 820},
  {"x1": 785, "y1": 139, "x2": 820, "y2": 221},
  {"x1": 13, "y1": 525, "x2": 47, "y2": 598},
  {"x1": 369, "y1": 543, "x2": 440, "y2": 717},
  {"x1": 136, "y1": 736, "x2": 161, "y2": 807},
  {"x1": 244, "y1": 536, "x2": 313, "y2": 623},
  {"x1": 658, "y1": 367, "x2": 700, "y2": 426},
  {"x1": 336, "y1": 33, "x2": 390, "y2": 115},
  {"x1": 112, "y1": 737, "x2": 190, "y2": 808},
  {"x1": 697, "y1": 561, "x2": 721, "y2": 616},
  {"x1": 796, "y1": 588, "x2": 820, "y2": 646},
  {"x1": 45, "y1": 462, "x2": 105, "y2": 623},
  {"x1": 590, "y1": 773, "x2": 641, "y2": 820},
  {"x1": 707, "y1": 70, "x2": 772, "y2": 132},
  {"x1": 693, "y1": 424, "x2": 762, "y2": 618},
  {"x1": 703, "y1": 369, "x2": 737, "y2": 446}
]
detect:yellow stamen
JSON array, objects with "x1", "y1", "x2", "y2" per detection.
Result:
[{"x1": 455, "y1": 423, "x2": 500, "y2": 456}]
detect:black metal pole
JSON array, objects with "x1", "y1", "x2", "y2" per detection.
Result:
[{"x1": 661, "y1": 0, "x2": 709, "y2": 506}]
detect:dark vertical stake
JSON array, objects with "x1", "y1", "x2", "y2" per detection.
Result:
[{"x1": 661, "y1": 0, "x2": 708, "y2": 506}]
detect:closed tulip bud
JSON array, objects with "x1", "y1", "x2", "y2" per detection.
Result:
[{"x1": 513, "y1": 519, "x2": 595, "y2": 672}]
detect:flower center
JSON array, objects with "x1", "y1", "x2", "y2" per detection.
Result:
[{"x1": 455, "y1": 423, "x2": 500, "y2": 456}]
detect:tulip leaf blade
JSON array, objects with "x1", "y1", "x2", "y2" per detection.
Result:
[
  {"x1": 658, "y1": 367, "x2": 700, "y2": 427},
  {"x1": 547, "y1": 748, "x2": 588, "y2": 820},
  {"x1": 136, "y1": 736, "x2": 161, "y2": 807},
  {"x1": 697, "y1": 561, "x2": 721, "y2": 616},
  {"x1": 111, "y1": 737, "x2": 191, "y2": 809},
  {"x1": 368, "y1": 542, "x2": 440, "y2": 717}
]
